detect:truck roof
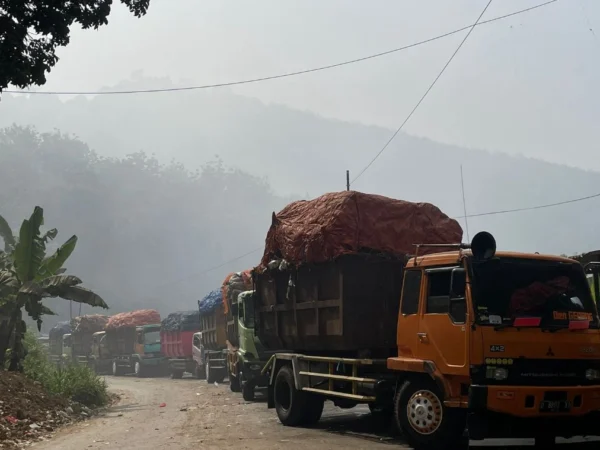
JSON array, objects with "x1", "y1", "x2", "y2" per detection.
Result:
[{"x1": 408, "y1": 250, "x2": 577, "y2": 268}]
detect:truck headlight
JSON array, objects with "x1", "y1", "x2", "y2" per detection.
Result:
[
  {"x1": 486, "y1": 367, "x2": 508, "y2": 381},
  {"x1": 586, "y1": 369, "x2": 600, "y2": 380}
]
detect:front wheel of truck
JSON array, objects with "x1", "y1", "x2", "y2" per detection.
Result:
[
  {"x1": 242, "y1": 379, "x2": 255, "y2": 401},
  {"x1": 112, "y1": 361, "x2": 122, "y2": 376},
  {"x1": 394, "y1": 379, "x2": 467, "y2": 450}
]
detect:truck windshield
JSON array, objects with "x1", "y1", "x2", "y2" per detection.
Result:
[
  {"x1": 244, "y1": 295, "x2": 255, "y2": 328},
  {"x1": 471, "y1": 257, "x2": 598, "y2": 329},
  {"x1": 144, "y1": 331, "x2": 160, "y2": 344}
]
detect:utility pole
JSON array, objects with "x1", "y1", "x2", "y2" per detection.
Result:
[{"x1": 346, "y1": 170, "x2": 350, "y2": 191}]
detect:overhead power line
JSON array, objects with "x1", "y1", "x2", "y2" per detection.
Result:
[
  {"x1": 152, "y1": 247, "x2": 262, "y2": 291},
  {"x1": 350, "y1": 0, "x2": 495, "y2": 185},
  {"x1": 4, "y1": 0, "x2": 557, "y2": 96},
  {"x1": 456, "y1": 191, "x2": 600, "y2": 219}
]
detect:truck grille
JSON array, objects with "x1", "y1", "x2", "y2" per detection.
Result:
[{"x1": 471, "y1": 359, "x2": 600, "y2": 386}]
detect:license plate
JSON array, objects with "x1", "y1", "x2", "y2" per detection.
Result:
[{"x1": 539, "y1": 400, "x2": 571, "y2": 412}]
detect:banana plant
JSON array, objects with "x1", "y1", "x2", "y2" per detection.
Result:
[{"x1": 0, "y1": 207, "x2": 108, "y2": 369}]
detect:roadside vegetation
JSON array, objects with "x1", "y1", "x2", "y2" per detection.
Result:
[{"x1": 22, "y1": 331, "x2": 109, "y2": 407}]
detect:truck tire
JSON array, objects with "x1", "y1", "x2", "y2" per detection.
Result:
[
  {"x1": 302, "y1": 395, "x2": 324, "y2": 426},
  {"x1": 394, "y1": 379, "x2": 467, "y2": 450},
  {"x1": 214, "y1": 368, "x2": 226, "y2": 384},
  {"x1": 230, "y1": 374, "x2": 241, "y2": 392},
  {"x1": 206, "y1": 361, "x2": 216, "y2": 383},
  {"x1": 242, "y1": 379, "x2": 255, "y2": 401},
  {"x1": 274, "y1": 365, "x2": 308, "y2": 426},
  {"x1": 194, "y1": 362, "x2": 206, "y2": 380},
  {"x1": 171, "y1": 370, "x2": 184, "y2": 379},
  {"x1": 135, "y1": 361, "x2": 145, "y2": 378},
  {"x1": 112, "y1": 361, "x2": 122, "y2": 376}
]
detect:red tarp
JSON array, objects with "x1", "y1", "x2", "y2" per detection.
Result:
[
  {"x1": 105, "y1": 309, "x2": 161, "y2": 330},
  {"x1": 260, "y1": 191, "x2": 463, "y2": 267},
  {"x1": 221, "y1": 270, "x2": 253, "y2": 315}
]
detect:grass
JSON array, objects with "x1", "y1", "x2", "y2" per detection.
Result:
[{"x1": 22, "y1": 331, "x2": 109, "y2": 407}]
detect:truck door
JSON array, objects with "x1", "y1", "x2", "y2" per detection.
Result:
[
  {"x1": 416, "y1": 266, "x2": 468, "y2": 374},
  {"x1": 396, "y1": 269, "x2": 423, "y2": 358}
]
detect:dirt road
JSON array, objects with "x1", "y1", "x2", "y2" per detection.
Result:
[{"x1": 32, "y1": 376, "x2": 599, "y2": 450}]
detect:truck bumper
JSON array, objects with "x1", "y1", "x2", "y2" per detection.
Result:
[
  {"x1": 242, "y1": 360, "x2": 269, "y2": 387},
  {"x1": 468, "y1": 384, "x2": 600, "y2": 440},
  {"x1": 169, "y1": 358, "x2": 195, "y2": 372},
  {"x1": 141, "y1": 357, "x2": 168, "y2": 366}
]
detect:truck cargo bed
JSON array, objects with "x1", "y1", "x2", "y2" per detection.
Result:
[{"x1": 255, "y1": 254, "x2": 405, "y2": 357}]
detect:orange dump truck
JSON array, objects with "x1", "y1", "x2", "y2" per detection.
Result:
[{"x1": 259, "y1": 191, "x2": 600, "y2": 449}]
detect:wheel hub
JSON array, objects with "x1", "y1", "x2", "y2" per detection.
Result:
[{"x1": 406, "y1": 389, "x2": 443, "y2": 435}]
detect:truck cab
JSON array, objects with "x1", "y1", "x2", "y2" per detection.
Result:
[
  {"x1": 135, "y1": 324, "x2": 161, "y2": 357},
  {"x1": 227, "y1": 290, "x2": 272, "y2": 400},
  {"x1": 388, "y1": 233, "x2": 600, "y2": 448}
]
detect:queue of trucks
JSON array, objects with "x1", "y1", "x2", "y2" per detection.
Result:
[{"x1": 44, "y1": 190, "x2": 600, "y2": 449}]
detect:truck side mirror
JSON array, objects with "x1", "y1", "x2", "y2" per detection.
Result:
[{"x1": 449, "y1": 268, "x2": 467, "y2": 324}]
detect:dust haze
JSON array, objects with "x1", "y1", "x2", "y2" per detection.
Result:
[{"x1": 1, "y1": 0, "x2": 599, "y2": 330}]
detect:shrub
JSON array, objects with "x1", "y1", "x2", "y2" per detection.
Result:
[{"x1": 22, "y1": 331, "x2": 109, "y2": 407}]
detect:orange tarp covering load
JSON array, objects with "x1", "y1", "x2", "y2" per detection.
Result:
[
  {"x1": 260, "y1": 191, "x2": 463, "y2": 267},
  {"x1": 105, "y1": 309, "x2": 161, "y2": 330}
]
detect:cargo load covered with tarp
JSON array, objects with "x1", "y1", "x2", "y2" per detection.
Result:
[
  {"x1": 198, "y1": 290, "x2": 226, "y2": 350},
  {"x1": 71, "y1": 315, "x2": 109, "y2": 357},
  {"x1": 160, "y1": 311, "x2": 201, "y2": 359},
  {"x1": 221, "y1": 270, "x2": 253, "y2": 315},
  {"x1": 259, "y1": 190, "x2": 463, "y2": 268},
  {"x1": 254, "y1": 191, "x2": 462, "y2": 356},
  {"x1": 49, "y1": 321, "x2": 71, "y2": 355},
  {"x1": 199, "y1": 290, "x2": 222, "y2": 315},
  {"x1": 161, "y1": 311, "x2": 200, "y2": 332},
  {"x1": 221, "y1": 270, "x2": 253, "y2": 346},
  {"x1": 105, "y1": 309, "x2": 161, "y2": 355}
]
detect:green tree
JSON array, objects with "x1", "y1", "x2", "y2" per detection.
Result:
[
  {"x1": 0, "y1": 206, "x2": 107, "y2": 370},
  {"x1": 0, "y1": 0, "x2": 150, "y2": 93}
]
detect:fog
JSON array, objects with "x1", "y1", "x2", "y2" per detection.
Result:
[{"x1": 2, "y1": 0, "x2": 600, "y2": 329}]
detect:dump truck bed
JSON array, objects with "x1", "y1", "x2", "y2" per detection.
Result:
[{"x1": 254, "y1": 254, "x2": 405, "y2": 357}]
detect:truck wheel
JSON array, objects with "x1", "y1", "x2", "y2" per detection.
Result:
[
  {"x1": 394, "y1": 379, "x2": 467, "y2": 450},
  {"x1": 230, "y1": 374, "x2": 241, "y2": 392},
  {"x1": 274, "y1": 365, "x2": 308, "y2": 426},
  {"x1": 206, "y1": 361, "x2": 215, "y2": 383},
  {"x1": 302, "y1": 395, "x2": 324, "y2": 426},
  {"x1": 171, "y1": 370, "x2": 184, "y2": 379},
  {"x1": 195, "y1": 363, "x2": 206, "y2": 380},
  {"x1": 242, "y1": 379, "x2": 255, "y2": 401},
  {"x1": 112, "y1": 361, "x2": 121, "y2": 376},
  {"x1": 135, "y1": 361, "x2": 145, "y2": 378},
  {"x1": 215, "y1": 369, "x2": 226, "y2": 384}
]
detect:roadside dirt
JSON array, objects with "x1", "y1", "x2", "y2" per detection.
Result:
[{"x1": 30, "y1": 376, "x2": 600, "y2": 450}]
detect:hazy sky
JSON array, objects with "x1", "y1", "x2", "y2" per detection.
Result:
[{"x1": 9, "y1": 0, "x2": 600, "y2": 171}]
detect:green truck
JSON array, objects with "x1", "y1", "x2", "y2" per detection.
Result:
[
  {"x1": 227, "y1": 290, "x2": 278, "y2": 401},
  {"x1": 105, "y1": 310, "x2": 168, "y2": 377}
]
